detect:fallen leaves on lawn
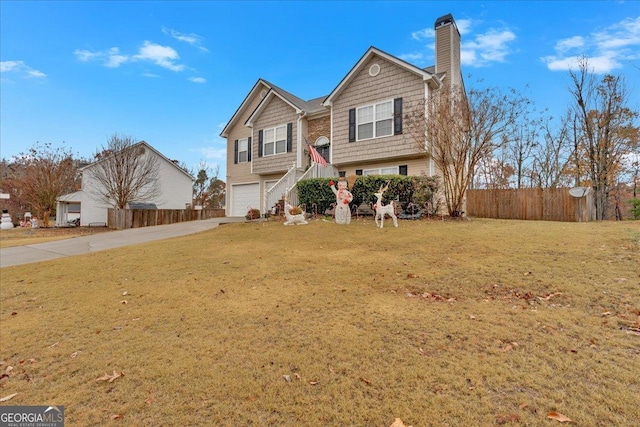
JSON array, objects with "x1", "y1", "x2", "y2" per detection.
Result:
[
  {"x1": 360, "y1": 377, "x2": 372, "y2": 385},
  {"x1": 547, "y1": 411, "x2": 574, "y2": 423},
  {"x1": 538, "y1": 292, "x2": 562, "y2": 301},
  {"x1": 500, "y1": 341, "x2": 519, "y2": 352},
  {"x1": 96, "y1": 370, "x2": 124, "y2": 383},
  {"x1": 0, "y1": 393, "x2": 17, "y2": 402},
  {"x1": 389, "y1": 418, "x2": 413, "y2": 427},
  {"x1": 496, "y1": 413, "x2": 520, "y2": 424}
]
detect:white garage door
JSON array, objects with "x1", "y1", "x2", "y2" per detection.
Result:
[{"x1": 231, "y1": 183, "x2": 260, "y2": 217}]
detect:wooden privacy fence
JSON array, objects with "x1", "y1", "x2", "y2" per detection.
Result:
[
  {"x1": 107, "y1": 208, "x2": 225, "y2": 229},
  {"x1": 466, "y1": 188, "x2": 595, "y2": 222}
]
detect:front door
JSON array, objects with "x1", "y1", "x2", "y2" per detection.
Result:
[{"x1": 317, "y1": 144, "x2": 330, "y2": 164}]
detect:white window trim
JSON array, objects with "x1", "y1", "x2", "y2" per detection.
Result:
[
  {"x1": 237, "y1": 138, "x2": 249, "y2": 163},
  {"x1": 263, "y1": 124, "x2": 287, "y2": 157},
  {"x1": 363, "y1": 166, "x2": 399, "y2": 176},
  {"x1": 356, "y1": 99, "x2": 394, "y2": 141}
]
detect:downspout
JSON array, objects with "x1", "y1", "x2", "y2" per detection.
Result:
[{"x1": 297, "y1": 111, "x2": 306, "y2": 169}]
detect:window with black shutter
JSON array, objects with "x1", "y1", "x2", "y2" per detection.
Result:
[
  {"x1": 394, "y1": 98, "x2": 403, "y2": 135},
  {"x1": 348, "y1": 108, "x2": 356, "y2": 142},
  {"x1": 234, "y1": 140, "x2": 238, "y2": 164}
]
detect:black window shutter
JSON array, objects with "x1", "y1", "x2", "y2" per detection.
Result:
[
  {"x1": 247, "y1": 137, "x2": 252, "y2": 162},
  {"x1": 258, "y1": 130, "x2": 263, "y2": 157},
  {"x1": 355, "y1": 169, "x2": 363, "y2": 176},
  {"x1": 348, "y1": 108, "x2": 356, "y2": 142},
  {"x1": 234, "y1": 140, "x2": 238, "y2": 164},
  {"x1": 394, "y1": 98, "x2": 403, "y2": 135},
  {"x1": 286, "y1": 123, "x2": 293, "y2": 152},
  {"x1": 399, "y1": 165, "x2": 408, "y2": 176}
]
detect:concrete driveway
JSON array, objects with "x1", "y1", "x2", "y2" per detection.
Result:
[{"x1": 0, "y1": 217, "x2": 246, "y2": 268}]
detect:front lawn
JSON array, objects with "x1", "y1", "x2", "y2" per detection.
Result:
[{"x1": 1, "y1": 218, "x2": 638, "y2": 426}]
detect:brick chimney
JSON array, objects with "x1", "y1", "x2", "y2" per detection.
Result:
[{"x1": 434, "y1": 13, "x2": 462, "y2": 88}]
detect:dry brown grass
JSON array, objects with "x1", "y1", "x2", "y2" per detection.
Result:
[
  {"x1": 1, "y1": 218, "x2": 639, "y2": 426},
  {"x1": 0, "y1": 226, "x2": 113, "y2": 248}
]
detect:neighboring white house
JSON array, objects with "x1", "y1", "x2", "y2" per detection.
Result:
[{"x1": 55, "y1": 141, "x2": 193, "y2": 227}]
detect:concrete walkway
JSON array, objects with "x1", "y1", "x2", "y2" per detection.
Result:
[{"x1": 0, "y1": 217, "x2": 246, "y2": 268}]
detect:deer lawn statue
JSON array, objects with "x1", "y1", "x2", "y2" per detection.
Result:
[
  {"x1": 373, "y1": 182, "x2": 398, "y2": 228},
  {"x1": 283, "y1": 197, "x2": 308, "y2": 225}
]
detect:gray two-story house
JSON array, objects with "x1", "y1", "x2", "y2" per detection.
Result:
[{"x1": 222, "y1": 13, "x2": 463, "y2": 217}]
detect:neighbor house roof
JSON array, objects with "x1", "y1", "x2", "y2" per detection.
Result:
[{"x1": 81, "y1": 141, "x2": 194, "y2": 181}]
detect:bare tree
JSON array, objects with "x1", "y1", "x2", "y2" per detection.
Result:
[
  {"x1": 3, "y1": 142, "x2": 80, "y2": 227},
  {"x1": 405, "y1": 83, "x2": 528, "y2": 216},
  {"x1": 530, "y1": 111, "x2": 575, "y2": 188},
  {"x1": 88, "y1": 134, "x2": 161, "y2": 209},
  {"x1": 505, "y1": 112, "x2": 541, "y2": 188},
  {"x1": 569, "y1": 58, "x2": 639, "y2": 219}
]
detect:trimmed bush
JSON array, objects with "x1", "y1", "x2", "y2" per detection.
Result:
[{"x1": 297, "y1": 174, "x2": 440, "y2": 215}]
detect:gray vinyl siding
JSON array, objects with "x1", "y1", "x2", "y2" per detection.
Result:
[
  {"x1": 226, "y1": 83, "x2": 268, "y2": 186},
  {"x1": 252, "y1": 96, "x2": 298, "y2": 174},
  {"x1": 331, "y1": 55, "x2": 426, "y2": 166},
  {"x1": 435, "y1": 23, "x2": 462, "y2": 88}
]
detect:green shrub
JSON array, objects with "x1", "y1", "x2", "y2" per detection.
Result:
[
  {"x1": 297, "y1": 175, "x2": 441, "y2": 215},
  {"x1": 630, "y1": 198, "x2": 640, "y2": 220},
  {"x1": 297, "y1": 178, "x2": 337, "y2": 215}
]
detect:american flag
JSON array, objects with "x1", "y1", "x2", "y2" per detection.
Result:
[{"x1": 305, "y1": 137, "x2": 328, "y2": 167}]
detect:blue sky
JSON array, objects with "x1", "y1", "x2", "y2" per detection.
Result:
[{"x1": 1, "y1": 1, "x2": 639, "y2": 180}]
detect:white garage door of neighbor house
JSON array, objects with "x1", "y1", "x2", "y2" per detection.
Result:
[{"x1": 231, "y1": 183, "x2": 260, "y2": 217}]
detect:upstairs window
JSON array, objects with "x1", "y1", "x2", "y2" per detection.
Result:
[
  {"x1": 349, "y1": 98, "x2": 402, "y2": 142},
  {"x1": 234, "y1": 137, "x2": 251, "y2": 164},
  {"x1": 263, "y1": 125, "x2": 287, "y2": 156},
  {"x1": 357, "y1": 100, "x2": 393, "y2": 141},
  {"x1": 237, "y1": 138, "x2": 248, "y2": 162}
]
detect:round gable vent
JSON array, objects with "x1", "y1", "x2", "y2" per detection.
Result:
[
  {"x1": 369, "y1": 63, "x2": 381, "y2": 77},
  {"x1": 260, "y1": 89, "x2": 267, "y2": 98}
]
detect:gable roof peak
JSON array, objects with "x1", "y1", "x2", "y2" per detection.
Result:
[{"x1": 323, "y1": 45, "x2": 439, "y2": 106}]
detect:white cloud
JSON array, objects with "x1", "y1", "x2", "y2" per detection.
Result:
[
  {"x1": 189, "y1": 77, "x2": 206, "y2": 83},
  {"x1": 462, "y1": 29, "x2": 517, "y2": 66},
  {"x1": 74, "y1": 41, "x2": 186, "y2": 72},
  {"x1": 104, "y1": 47, "x2": 128, "y2": 68},
  {"x1": 398, "y1": 52, "x2": 424, "y2": 62},
  {"x1": 555, "y1": 36, "x2": 584, "y2": 53},
  {"x1": 195, "y1": 146, "x2": 226, "y2": 160},
  {"x1": 134, "y1": 41, "x2": 184, "y2": 71},
  {"x1": 162, "y1": 27, "x2": 209, "y2": 52},
  {"x1": 74, "y1": 47, "x2": 128, "y2": 67},
  {"x1": 0, "y1": 60, "x2": 46, "y2": 78},
  {"x1": 403, "y1": 19, "x2": 517, "y2": 68},
  {"x1": 542, "y1": 15, "x2": 640, "y2": 73},
  {"x1": 543, "y1": 53, "x2": 622, "y2": 74},
  {"x1": 455, "y1": 19, "x2": 473, "y2": 36},
  {"x1": 411, "y1": 28, "x2": 433, "y2": 41}
]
